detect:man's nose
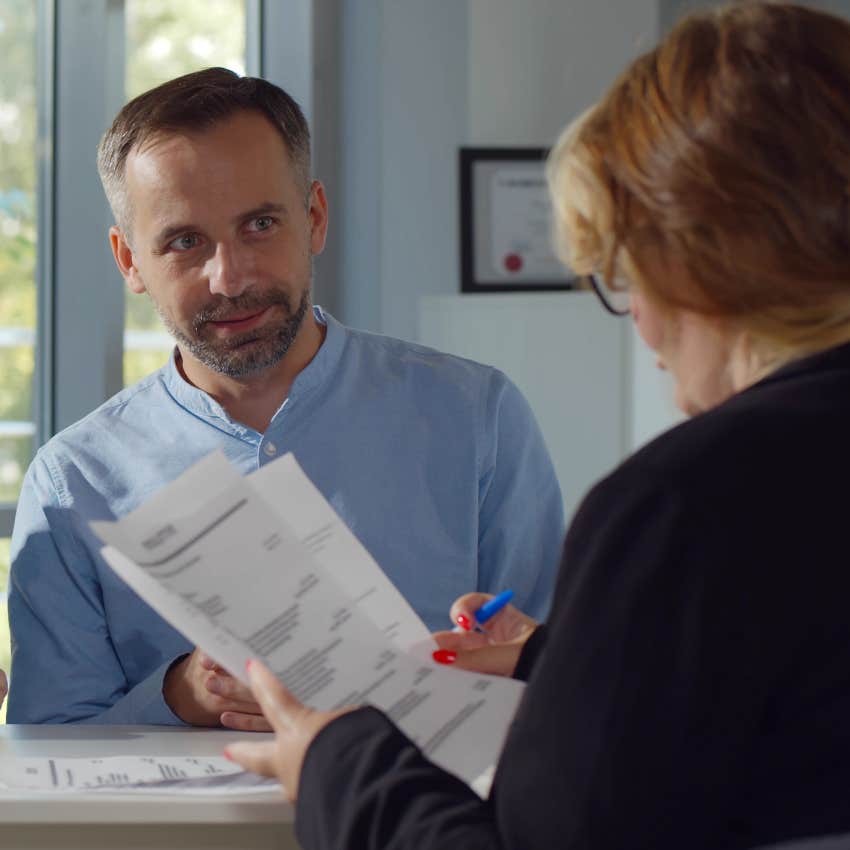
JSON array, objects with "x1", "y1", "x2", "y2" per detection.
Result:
[{"x1": 205, "y1": 242, "x2": 252, "y2": 298}]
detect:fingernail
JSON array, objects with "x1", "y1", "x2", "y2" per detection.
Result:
[
  {"x1": 245, "y1": 659, "x2": 253, "y2": 673},
  {"x1": 455, "y1": 613, "x2": 472, "y2": 631},
  {"x1": 207, "y1": 676, "x2": 221, "y2": 694},
  {"x1": 432, "y1": 649, "x2": 457, "y2": 665},
  {"x1": 223, "y1": 748, "x2": 233, "y2": 761}
]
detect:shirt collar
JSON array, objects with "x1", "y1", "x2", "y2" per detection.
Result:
[{"x1": 161, "y1": 305, "x2": 346, "y2": 434}]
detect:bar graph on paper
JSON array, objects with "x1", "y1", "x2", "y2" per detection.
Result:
[{"x1": 0, "y1": 755, "x2": 279, "y2": 795}]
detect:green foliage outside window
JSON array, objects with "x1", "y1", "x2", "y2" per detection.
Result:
[
  {"x1": 0, "y1": 1, "x2": 37, "y2": 505},
  {"x1": 123, "y1": 0, "x2": 246, "y2": 384},
  {"x1": 0, "y1": 538, "x2": 11, "y2": 723}
]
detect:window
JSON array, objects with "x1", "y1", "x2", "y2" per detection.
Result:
[
  {"x1": 123, "y1": 0, "x2": 247, "y2": 387},
  {"x1": 0, "y1": 1, "x2": 38, "y2": 521},
  {"x1": 0, "y1": 0, "x2": 38, "y2": 723}
]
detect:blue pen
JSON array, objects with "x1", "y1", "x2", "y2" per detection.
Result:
[
  {"x1": 473, "y1": 589, "x2": 514, "y2": 627},
  {"x1": 451, "y1": 589, "x2": 515, "y2": 633}
]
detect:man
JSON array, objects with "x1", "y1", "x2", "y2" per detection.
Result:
[{"x1": 7, "y1": 69, "x2": 563, "y2": 727}]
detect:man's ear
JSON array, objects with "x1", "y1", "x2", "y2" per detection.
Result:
[
  {"x1": 109, "y1": 225, "x2": 146, "y2": 294},
  {"x1": 307, "y1": 180, "x2": 328, "y2": 257}
]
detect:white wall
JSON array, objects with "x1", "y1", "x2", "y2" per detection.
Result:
[
  {"x1": 465, "y1": 0, "x2": 680, "y2": 463},
  {"x1": 335, "y1": 0, "x2": 468, "y2": 341},
  {"x1": 334, "y1": 0, "x2": 659, "y2": 339},
  {"x1": 468, "y1": 0, "x2": 657, "y2": 146},
  {"x1": 379, "y1": 3, "x2": 469, "y2": 343}
]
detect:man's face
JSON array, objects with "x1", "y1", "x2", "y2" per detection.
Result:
[{"x1": 111, "y1": 110, "x2": 327, "y2": 379}]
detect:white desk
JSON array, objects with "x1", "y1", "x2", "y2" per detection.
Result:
[{"x1": 0, "y1": 725, "x2": 299, "y2": 850}]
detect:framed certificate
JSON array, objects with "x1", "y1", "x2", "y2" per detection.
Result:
[{"x1": 459, "y1": 147, "x2": 576, "y2": 293}]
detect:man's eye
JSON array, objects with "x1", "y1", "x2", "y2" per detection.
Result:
[
  {"x1": 168, "y1": 234, "x2": 199, "y2": 251},
  {"x1": 251, "y1": 216, "x2": 275, "y2": 231}
]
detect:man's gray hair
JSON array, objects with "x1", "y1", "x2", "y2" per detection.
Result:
[{"x1": 97, "y1": 67, "x2": 311, "y2": 233}]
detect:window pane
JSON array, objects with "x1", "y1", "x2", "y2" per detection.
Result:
[
  {"x1": 0, "y1": 536, "x2": 8, "y2": 725},
  {"x1": 0, "y1": 1, "x2": 37, "y2": 502},
  {"x1": 123, "y1": 0, "x2": 247, "y2": 387}
]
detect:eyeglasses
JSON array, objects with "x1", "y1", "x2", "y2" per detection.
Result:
[{"x1": 583, "y1": 273, "x2": 631, "y2": 317}]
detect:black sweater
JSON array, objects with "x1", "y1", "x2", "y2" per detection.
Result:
[{"x1": 295, "y1": 342, "x2": 850, "y2": 850}]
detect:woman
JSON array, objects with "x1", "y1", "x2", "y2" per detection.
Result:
[{"x1": 227, "y1": 3, "x2": 850, "y2": 848}]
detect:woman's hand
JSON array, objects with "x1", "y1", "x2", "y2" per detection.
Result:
[
  {"x1": 224, "y1": 660, "x2": 351, "y2": 802},
  {"x1": 431, "y1": 593, "x2": 538, "y2": 677}
]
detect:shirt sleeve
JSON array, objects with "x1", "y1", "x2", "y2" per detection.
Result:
[
  {"x1": 476, "y1": 372, "x2": 564, "y2": 621},
  {"x1": 296, "y1": 707, "x2": 505, "y2": 850},
  {"x1": 7, "y1": 453, "x2": 185, "y2": 725}
]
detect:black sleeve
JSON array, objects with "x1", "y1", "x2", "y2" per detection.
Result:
[
  {"x1": 491, "y1": 471, "x2": 779, "y2": 850},
  {"x1": 296, "y1": 707, "x2": 503, "y2": 850},
  {"x1": 512, "y1": 623, "x2": 548, "y2": 682}
]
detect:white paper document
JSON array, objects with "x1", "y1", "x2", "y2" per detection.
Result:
[
  {"x1": 0, "y1": 755, "x2": 279, "y2": 795},
  {"x1": 91, "y1": 452, "x2": 524, "y2": 791}
]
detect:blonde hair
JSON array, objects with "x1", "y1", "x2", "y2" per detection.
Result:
[{"x1": 548, "y1": 1, "x2": 850, "y2": 358}]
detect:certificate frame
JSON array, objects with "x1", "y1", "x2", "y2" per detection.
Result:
[{"x1": 459, "y1": 147, "x2": 576, "y2": 293}]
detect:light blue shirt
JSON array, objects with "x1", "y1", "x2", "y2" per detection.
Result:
[{"x1": 7, "y1": 309, "x2": 564, "y2": 724}]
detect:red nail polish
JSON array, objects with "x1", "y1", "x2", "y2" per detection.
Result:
[
  {"x1": 223, "y1": 749, "x2": 233, "y2": 762},
  {"x1": 245, "y1": 659, "x2": 253, "y2": 672},
  {"x1": 433, "y1": 649, "x2": 457, "y2": 665},
  {"x1": 455, "y1": 613, "x2": 472, "y2": 631}
]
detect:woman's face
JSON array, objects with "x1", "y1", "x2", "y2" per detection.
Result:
[{"x1": 631, "y1": 288, "x2": 738, "y2": 416}]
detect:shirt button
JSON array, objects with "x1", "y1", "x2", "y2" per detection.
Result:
[{"x1": 263, "y1": 442, "x2": 278, "y2": 457}]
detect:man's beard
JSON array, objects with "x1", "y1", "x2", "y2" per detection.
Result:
[{"x1": 158, "y1": 287, "x2": 311, "y2": 379}]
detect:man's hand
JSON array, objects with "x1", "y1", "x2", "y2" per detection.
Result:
[
  {"x1": 0, "y1": 668, "x2": 7, "y2": 710},
  {"x1": 430, "y1": 592, "x2": 538, "y2": 677},
  {"x1": 163, "y1": 648, "x2": 272, "y2": 730}
]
